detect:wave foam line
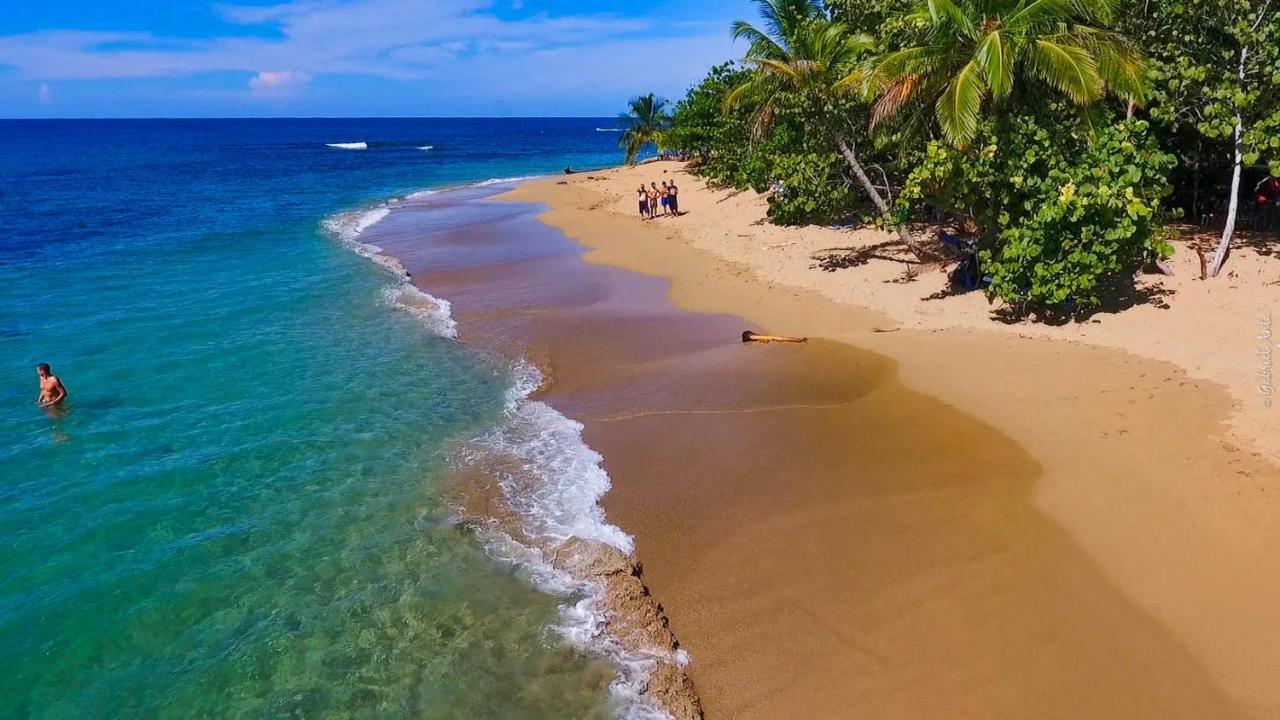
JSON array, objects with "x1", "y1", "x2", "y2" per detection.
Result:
[
  {"x1": 325, "y1": 191, "x2": 692, "y2": 716},
  {"x1": 479, "y1": 359, "x2": 633, "y2": 552},
  {"x1": 326, "y1": 141, "x2": 368, "y2": 150},
  {"x1": 321, "y1": 205, "x2": 458, "y2": 339},
  {"x1": 457, "y1": 359, "x2": 698, "y2": 719},
  {"x1": 473, "y1": 522, "x2": 683, "y2": 720}
]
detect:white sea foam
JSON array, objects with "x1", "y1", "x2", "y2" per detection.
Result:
[
  {"x1": 458, "y1": 359, "x2": 684, "y2": 718},
  {"x1": 322, "y1": 206, "x2": 390, "y2": 243},
  {"x1": 478, "y1": 359, "x2": 634, "y2": 551},
  {"x1": 595, "y1": 128, "x2": 624, "y2": 132},
  {"x1": 321, "y1": 203, "x2": 458, "y2": 340},
  {"x1": 470, "y1": 175, "x2": 543, "y2": 187},
  {"x1": 382, "y1": 285, "x2": 458, "y2": 338},
  {"x1": 474, "y1": 523, "x2": 675, "y2": 720},
  {"x1": 416, "y1": 145, "x2": 434, "y2": 151},
  {"x1": 326, "y1": 141, "x2": 368, "y2": 150}
]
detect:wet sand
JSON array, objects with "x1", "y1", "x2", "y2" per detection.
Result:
[{"x1": 367, "y1": 183, "x2": 1276, "y2": 718}]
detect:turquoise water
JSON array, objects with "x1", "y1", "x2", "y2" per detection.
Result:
[{"x1": 0, "y1": 119, "x2": 630, "y2": 718}]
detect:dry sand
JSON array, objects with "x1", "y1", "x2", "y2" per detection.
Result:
[{"x1": 500, "y1": 165, "x2": 1280, "y2": 719}]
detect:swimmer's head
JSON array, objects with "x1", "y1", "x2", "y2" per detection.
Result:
[{"x1": 36, "y1": 363, "x2": 51, "y2": 377}]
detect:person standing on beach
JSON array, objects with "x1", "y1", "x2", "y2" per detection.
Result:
[
  {"x1": 35, "y1": 363, "x2": 67, "y2": 407},
  {"x1": 660, "y1": 182, "x2": 671, "y2": 216},
  {"x1": 649, "y1": 183, "x2": 661, "y2": 218},
  {"x1": 637, "y1": 185, "x2": 650, "y2": 219},
  {"x1": 668, "y1": 181, "x2": 679, "y2": 215}
]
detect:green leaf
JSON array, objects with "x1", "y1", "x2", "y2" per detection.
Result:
[{"x1": 937, "y1": 60, "x2": 986, "y2": 145}]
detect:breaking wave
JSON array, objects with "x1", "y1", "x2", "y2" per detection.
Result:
[
  {"x1": 321, "y1": 204, "x2": 457, "y2": 339},
  {"x1": 459, "y1": 359, "x2": 678, "y2": 720}
]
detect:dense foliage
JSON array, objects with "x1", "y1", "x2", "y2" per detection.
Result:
[
  {"x1": 901, "y1": 111, "x2": 1176, "y2": 307},
  {"x1": 669, "y1": 63, "x2": 758, "y2": 185},
  {"x1": 652, "y1": 0, "x2": 1276, "y2": 316}
]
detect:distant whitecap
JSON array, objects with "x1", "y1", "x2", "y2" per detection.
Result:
[{"x1": 326, "y1": 141, "x2": 368, "y2": 150}]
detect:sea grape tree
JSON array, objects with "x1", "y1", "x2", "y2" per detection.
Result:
[{"x1": 1123, "y1": 0, "x2": 1280, "y2": 275}]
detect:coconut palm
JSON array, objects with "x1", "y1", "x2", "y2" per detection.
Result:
[
  {"x1": 619, "y1": 94, "x2": 671, "y2": 165},
  {"x1": 727, "y1": 0, "x2": 939, "y2": 260},
  {"x1": 871, "y1": 0, "x2": 1148, "y2": 146}
]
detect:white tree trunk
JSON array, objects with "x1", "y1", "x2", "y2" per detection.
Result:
[
  {"x1": 836, "y1": 135, "x2": 936, "y2": 261},
  {"x1": 836, "y1": 135, "x2": 890, "y2": 215},
  {"x1": 1209, "y1": 45, "x2": 1250, "y2": 277}
]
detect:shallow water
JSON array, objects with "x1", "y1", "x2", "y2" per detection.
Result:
[{"x1": 0, "y1": 118, "x2": 635, "y2": 718}]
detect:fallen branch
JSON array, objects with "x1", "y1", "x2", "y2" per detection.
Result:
[{"x1": 742, "y1": 330, "x2": 808, "y2": 344}]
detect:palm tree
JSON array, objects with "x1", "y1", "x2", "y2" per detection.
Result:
[
  {"x1": 871, "y1": 0, "x2": 1148, "y2": 146},
  {"x1": 727, "y1": 0, "x2": 939, "y2": 260},
  {"x1": 619, "y1": 94, "x2": 671, "y2": 165}
]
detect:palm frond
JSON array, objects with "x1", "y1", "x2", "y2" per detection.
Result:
[
  {"x1": 975, "y1": 29, "x2": 1013, "y2": 98},
  {"x1": 1028, "y1": 38, "x2": 1102, "y2": 104},
  {"x1": 1004, "y1": 0, "x2": 1073, "y2": 31},
  {"x1": 751, "y1": 57, "x2": 806, "y2": 85},
  {"x1": 872, "y1": 45, "x2": 953, "y2": 90},
  {"x1": 925, "y1": 0, "x2": 977, "y2": 37},
  {"x1": 732, "y1": 20, "x2": 789, "y2": 59},
  {"x1": 1070, "y1": 27, "x2": 1148, "y2": 103},
  {"x1": 937, "y1": 59, "x2": 987, "y2": 144},
  {"x1": 870, "y1": 74, "x2": 924, "y2": 130}
]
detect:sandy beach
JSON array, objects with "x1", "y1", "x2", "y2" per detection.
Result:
[{"x1": 497, "y1": 164, "x2": 1280, "y2": 718}]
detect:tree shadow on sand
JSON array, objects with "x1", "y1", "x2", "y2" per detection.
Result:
[
  {"x1": 988, "y1": 282, "x2": 1176, "y2": 326},
  {"x1": 810, "y1": 240, "x2": 917, "y2": 271},
  {"x1": 1233, "y1": 231, "x2": 1280, "y2": 259}
]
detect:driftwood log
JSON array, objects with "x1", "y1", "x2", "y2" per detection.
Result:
[{"x1": 742, "y1": 330, "x2": 808, "y2": 344}]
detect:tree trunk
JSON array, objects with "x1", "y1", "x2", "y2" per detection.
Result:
[
  {"x1": 1192, "y1": 144, "x2": 1201, "y2": 224},
  {"x1": 1209, "y1": 45, "x2": 1249, "y2": 277},
  {"x1": 836, "y1": 135, "x2": 937, "y2": 261}
]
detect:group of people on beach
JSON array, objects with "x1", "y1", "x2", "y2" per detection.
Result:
[{"x1": 636, "y1": 181, "x2": 679, "y2": 219}]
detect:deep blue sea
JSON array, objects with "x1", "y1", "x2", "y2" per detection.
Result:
[{"x1": 0, "y1": 118, "x2": 643, "y2": 719}]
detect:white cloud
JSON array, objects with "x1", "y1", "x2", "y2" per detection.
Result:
[
  {"x1": 0, "y1": 0, "x2": 749, "y2": 114},
  {"x1": 37, "y1": 82, "x2": 53, "y2": 104},
  {"x1": 248, "y1": 69, "x2": 312, "y2": 97},
  {"x1": 0, "y1": 1, "x2": 665, "y2": 81}
]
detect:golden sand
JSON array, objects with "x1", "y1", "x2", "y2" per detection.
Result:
[{"x1": 497, "y1": 166, "x2": 1280, "y2": 719}]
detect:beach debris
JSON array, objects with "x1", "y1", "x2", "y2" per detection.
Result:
[
  {"x1": 872, "y1": 326, "x2": 902, "y2": 333},
  {"x1": 741, "y1": 330, "x2": 807, "y2": 344}
]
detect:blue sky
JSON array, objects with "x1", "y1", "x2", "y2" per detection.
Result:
[{"x1": 0, "y1": 0, "x2": 753, "y2": 118}]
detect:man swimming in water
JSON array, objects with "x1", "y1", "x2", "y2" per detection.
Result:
[{"x1": 36, "y1": 363, "x2": 67, "y2": 407}]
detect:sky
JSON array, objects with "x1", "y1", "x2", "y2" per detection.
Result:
[{"x1": 0, "y1": 0, "x2": 754, "y2": 118}]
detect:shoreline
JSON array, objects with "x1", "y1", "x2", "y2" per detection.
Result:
[
  {"x1": 500, "y1": 165, "x2": 1280, "y2": 718},
  {"x1": 347, "y1": 187, "x2": 705, "y2": 718}
]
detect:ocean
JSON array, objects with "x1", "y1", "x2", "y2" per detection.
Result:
[{"x1": 0, "y1": 118, "x2": 657, "y2": 719}]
